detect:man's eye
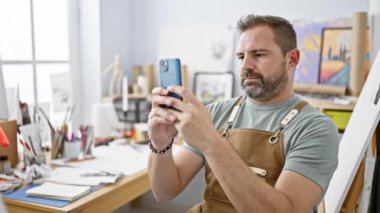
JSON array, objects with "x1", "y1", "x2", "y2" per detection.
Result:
[
  {"x1": 255, "y1": 53, "x2": 265, "y2": 57},
  {"x1": 237, "y1": 55, "x2": 244, "y2": 61}
]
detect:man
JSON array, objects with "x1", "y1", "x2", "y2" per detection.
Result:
[{"x1": 147, "y1": 14, "x2": 339, "y2": 212}]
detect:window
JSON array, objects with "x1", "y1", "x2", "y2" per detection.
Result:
[{"x1": 0, "y1": 0, "x2": 70, "y2": 123}]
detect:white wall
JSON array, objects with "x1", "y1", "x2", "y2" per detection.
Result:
[
  {"x1": 100, "y1": 0, "x2": 132, "y2": 96},
  {"x1": 130, "y1": 0, "x2": 369, "y2": 66},
  {"x1": 75, "y1": 0, "x2": 102, "y2": 125},
  {"x1": 370, "y1": 0, "x2": 380, "y2": 63},
  {"x1": 68, "y1": 0, "x2": 82, "y2": 130},
  {"x1": 74, "y1": 0, "x2": 132, "y2": 124}
]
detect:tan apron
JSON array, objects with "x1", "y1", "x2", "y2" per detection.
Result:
[{"x1": 188, "y1": 96, "x2": 308, "y2": 213}]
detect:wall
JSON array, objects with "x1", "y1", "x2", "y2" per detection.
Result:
[
  {"x1": 100, "y1": 0, "x2": 132, "y2": 97},
  {"x1": 130, "y1": 0, "x2": 369, "y2": 66},
  {"x1": 74, "y1": 0, "x2": 103, "y2": 123},
  {"x1": 129, "y1": 0, "x2": 369, "y2": 98},
  {"x1": 73, "y1": 0, "x2": 132, "y2": 124},
  {"x1": 370, "y1": 0, "x2": 380, "y2": 63}
]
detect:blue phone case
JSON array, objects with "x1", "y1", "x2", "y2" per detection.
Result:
[{"x1": 159, "y1": 58, "x2": 183, "y2": 100}]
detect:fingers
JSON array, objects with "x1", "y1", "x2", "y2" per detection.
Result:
[
  {"x1": 151, "y1": 93, "x2": 178, "y2": 108},
  {"x1": 148, "y1": 107, "x2": 177, "y2": 123},
  {"x1": 151, "y1": 86, "x2": 202, "y2": 114},
  {"x1": 149, "y1": 116, "x2": 174, "y2": 126},
  {"x1": 151, "y1": 87, "x2": 171, "y2": 108},
  {"x1": 167, "y1": 85, "x2": 201, "y2": 106},
  {"x1": 151, "y1": 87, "x2": 168, "y2": 95},
  {"x1": 165, "y1": 86, "x2": 203, "y2": 112}
]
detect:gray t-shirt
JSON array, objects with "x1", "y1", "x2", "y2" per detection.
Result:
[{"x1": 184, "y1": 94, "x2": 339, "y2": 194}]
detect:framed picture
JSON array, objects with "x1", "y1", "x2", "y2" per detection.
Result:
[
  {"x1": 319, "y1": 27, "x2": 370, "y2": 87},
  {"x1": 193, "y1": 71, "x2": 234, "y2": 105}
]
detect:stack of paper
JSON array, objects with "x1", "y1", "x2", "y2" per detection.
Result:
[
  {"x1": 46, "y1": 167, "x2": 123, "y2": 186},
  {"x1": 26, "y1": 182, "x2": 91, "y2": 201},
  {"x1": 50, "y1": 142, "x2": 150, "y2": 176}
]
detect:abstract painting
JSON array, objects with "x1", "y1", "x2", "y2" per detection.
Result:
[
  {"x1": 319, "y1": 27, "x2": 370, "y2": 86},
  {"x1": 293, "y1": 18, "x2": 350, "y2": 84}
]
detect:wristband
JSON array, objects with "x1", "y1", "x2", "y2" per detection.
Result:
[{"x1": 149, "y1": 137, "x2": 174, "y2": 154}]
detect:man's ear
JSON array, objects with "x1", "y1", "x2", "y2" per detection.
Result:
[{"x1": 288, "y1": 49, "x2": 300, "y2": 67}]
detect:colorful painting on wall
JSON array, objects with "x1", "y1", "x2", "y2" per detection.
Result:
[
  {"x1": 293, "y1": 18, "x2": 350, "y2": 84},
  {"x1": 319, "y1": 27, "x2": 370, "y2": 86}
]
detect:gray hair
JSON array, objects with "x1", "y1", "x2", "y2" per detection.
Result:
[{"x1": 237, "y1": 14, "x2": 297, "y2": 55}]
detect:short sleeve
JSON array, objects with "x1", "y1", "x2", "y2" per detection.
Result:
[{"x1": 283, "y1": 116, "x2": 340, "y2": 194}]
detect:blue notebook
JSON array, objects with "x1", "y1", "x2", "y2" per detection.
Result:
[{"x1": 4, "y1": 184, "x2": 99, "y2": 208}]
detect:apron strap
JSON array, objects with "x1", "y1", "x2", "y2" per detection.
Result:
[
  {"x1": 221, "y1": 97, "x2": 308, "y2": 140},
  {"x1": 279, "y1": 101, "x2": 308, "y2": 126},
  {"x1": 221, "y1": 96, "x2": 245, "y2": 138},
  {"x1": 269, "y1": 101, "x2": 308, "y2": 144}
]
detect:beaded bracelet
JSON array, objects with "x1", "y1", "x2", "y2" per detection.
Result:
[{"x1": 149, "y1": 137, "x2": 174, "y2": 154}]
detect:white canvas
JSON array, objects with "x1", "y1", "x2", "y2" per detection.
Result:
[{"x1": 324, "y1": 50, "x2": 380, "y2": 212}]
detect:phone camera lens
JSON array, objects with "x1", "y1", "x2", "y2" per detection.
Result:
[{"x1": 160, "y1": 60, "x2": 169, "y2": 71}]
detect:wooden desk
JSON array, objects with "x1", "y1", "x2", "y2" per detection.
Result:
[{"x1": 5, "y1": 169, "x2": 150, "y2": 213}]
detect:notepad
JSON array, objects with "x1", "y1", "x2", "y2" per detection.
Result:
[{"x1": 26, "y1": 182, "x2": 91, "y2": 201}]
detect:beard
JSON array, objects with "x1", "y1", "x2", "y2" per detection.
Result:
[{"x1": 241, "y1": 64, "x2": 288, "y2": 102}]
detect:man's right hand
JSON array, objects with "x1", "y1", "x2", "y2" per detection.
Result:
[{"x1": 148, "y1": 87, "x2": 178, "y2": 149}]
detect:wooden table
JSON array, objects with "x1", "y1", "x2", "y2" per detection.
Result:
[{"x1": 5, "y1": 169, "x2": 150, "y2": 213}]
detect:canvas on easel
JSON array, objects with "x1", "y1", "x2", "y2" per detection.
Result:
[{"x1": 324, "y1": 50, "x2": 380, "y2": 212}]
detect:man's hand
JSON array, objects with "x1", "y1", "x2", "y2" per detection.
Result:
[
  {"x1": 162, "y1": 86, "x2": 222, "y2": 153},
  {"x1": 148, "y1": 87, "x2": 178, "y2": 149},
  {"x1": 148, "y1": 87, "x2": 205, "y2": 202}
]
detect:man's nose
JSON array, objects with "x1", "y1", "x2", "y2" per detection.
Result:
[{"x1": 241, "y1": 57, "x2": 255, "y2": 71}]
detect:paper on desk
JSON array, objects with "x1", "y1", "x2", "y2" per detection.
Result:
[
  {"x1": 52, "y1": 143, "x2": 150, "y2": 176},
  {"x1": 46, "y1": 167, "x2": 123, "y2": 186},
  {"x1": 26, "y1": 182, "x2": 91, "y2": 201}
]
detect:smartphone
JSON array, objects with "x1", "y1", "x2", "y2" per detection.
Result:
[
  {"x1": 159, "y1": 58, "x2": 183, "y2": 110},
  {"x1": 159, "y1": 58, "x2": 183, "y2": 99}
]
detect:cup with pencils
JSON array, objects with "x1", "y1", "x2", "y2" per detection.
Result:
[
  {"x1": 62, "y1": 125, "x2": 95, "y2": 160},
  {"x1": 63, "y1": 137, "x2": 81, "y2": 159}
]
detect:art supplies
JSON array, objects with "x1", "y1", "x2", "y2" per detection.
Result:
[
  {"x1": 18, "y1": 123, "x2": 45, "y2": 165},
  {"x1": 0, "y1": 156, "x2": 11, "y2": 174},
  {"x1": 51, "y1": 106, "x2": 75, "y2": 159},
  {"x1": 0, "y1": 174, "x2": 22, "y2": 193},
  {"x1": 53, "y1": 123, "x2": 94, "y2": 161}
]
